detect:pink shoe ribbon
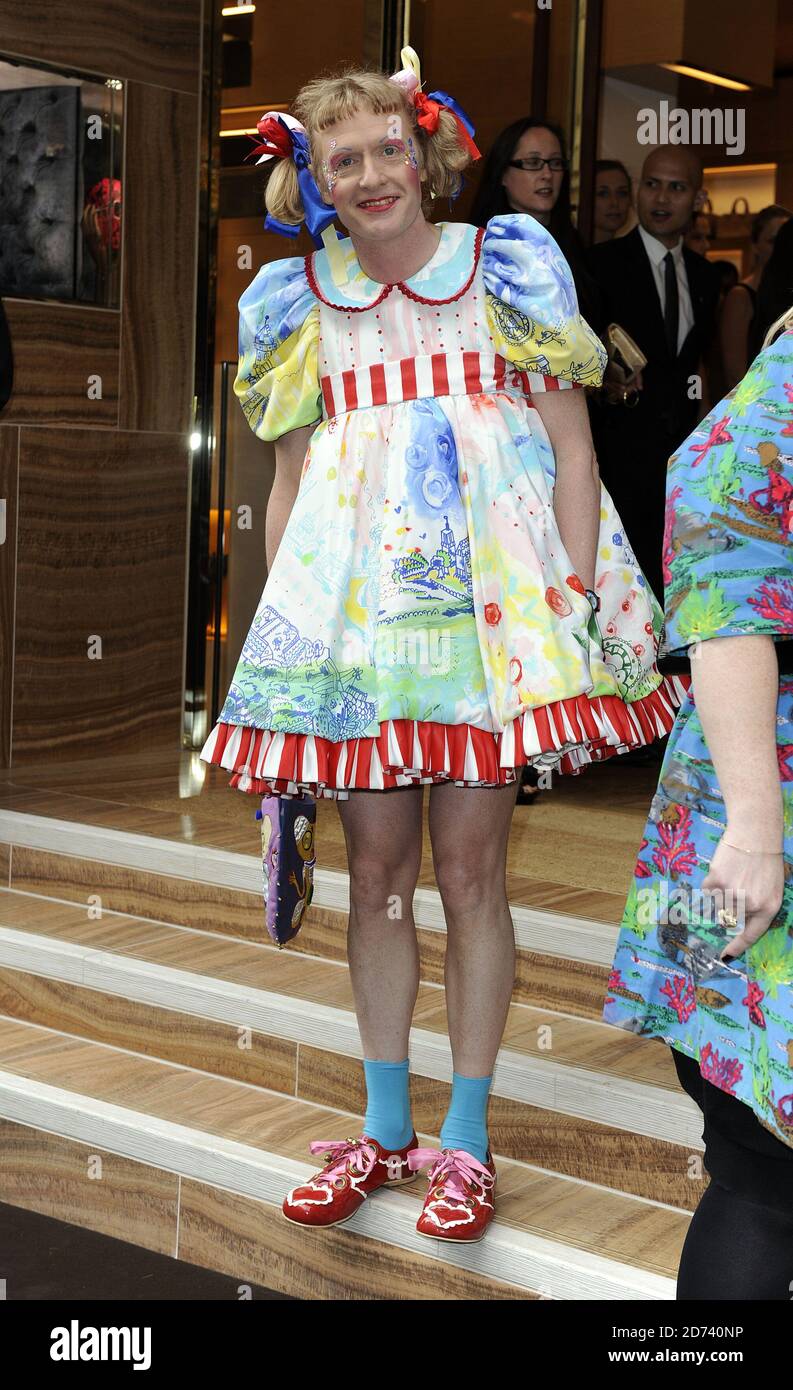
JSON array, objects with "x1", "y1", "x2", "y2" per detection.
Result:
[
  {"x1": 408, "y1": 1146, "x2": 494, "y2": 1201},
  {"x1": 308, "y1": 1137, "x2": 379, "y2": 1183}
]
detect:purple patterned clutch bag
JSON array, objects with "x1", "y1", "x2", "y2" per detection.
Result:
[{"x1": 254, "y1": 793, "x2": 316, "y2": 947}]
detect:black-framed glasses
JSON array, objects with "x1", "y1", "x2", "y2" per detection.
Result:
[{"x1": 508, "y1": 156, "x2": 568, "y2": 172}]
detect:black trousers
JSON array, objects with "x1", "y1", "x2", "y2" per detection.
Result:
[{"x1": 671, "y1": 1046, "x2": 793, "y2": 1217}]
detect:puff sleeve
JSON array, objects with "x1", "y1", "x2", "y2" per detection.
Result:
[
  {"x1": 233, "y1": 255, "x2": 322, "y2": 443},
  {"x1": 482, "y1": 213, "x2": 607, "y2": 388},
  {"x1": 660, "y1": 329, "x2": 793, "y2": 656}
]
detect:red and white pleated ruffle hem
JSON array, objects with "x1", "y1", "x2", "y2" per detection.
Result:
[{"x1": 201, "y1": 672, "x2": 691, "y2": 800}]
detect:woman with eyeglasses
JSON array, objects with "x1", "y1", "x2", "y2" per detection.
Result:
[
  {"x1": 472, "y1": 118, "x2": 604, "y2": 805},
  {"x1": 471, "y1": 117, "x2": 601, "y2": 327},
  {"x1": 471, "y1": 120, "x2": 567, "y2": 229}
]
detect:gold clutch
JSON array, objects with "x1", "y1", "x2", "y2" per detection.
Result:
[{"x1": 606, "y1": 323, "x2": 647, "y2": 384}]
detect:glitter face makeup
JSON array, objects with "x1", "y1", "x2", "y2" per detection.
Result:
[
  {"x1": 322, "y1": 138, "x2": 339, "y2": 195},
  {"x1": 321, "y1": 128, "x2": 416, "y2": 194},
  {"x1": 314, "y1": 108, "x2": 426, "y2": 235}
]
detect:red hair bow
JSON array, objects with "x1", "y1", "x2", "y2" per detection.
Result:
[
  {"x1": 413, "y1": 91, "x2": 481, "y2": 161},
  {"x1": 247, "y1": 113, "x2": 299, "y2": 164},
  {"x1": 413, "y1": 91, "x2": 443, "y2": 135}
]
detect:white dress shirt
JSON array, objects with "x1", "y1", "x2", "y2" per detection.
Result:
[{"x1": 638, "y1": 223, "x2": 694, "y2": 354}]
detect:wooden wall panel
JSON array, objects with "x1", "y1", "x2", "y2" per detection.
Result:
[
  {"x1": 601, "y1": 0, "x2": 686, "y2": 68},
  {"x1": 227, "y1": 1, "x2": 369, "y2": 112},
  {"x1": 0, "y1": 303, "x2": 119, "y2": 427},
  {"x1": 0, "y1": 428, "x2": 19, "y2": 768},
  {"x1": 119, "y1": 80, "x2": 199, "y2": 435},
  {"x1": 0, "y1": 0, "x2": 201, "y2": 95},
  {"x1": 0, "y1": 5, "x2": 204, "y2": 767},
  {"x1": 12, "y1": 428, "x2": 189, "y2": 761}
]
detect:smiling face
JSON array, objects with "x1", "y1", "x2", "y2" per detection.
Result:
[
  {"x1": 593, "y1": 167, "x2": 631, "y2": 236},
  {"x1": 637, "y1": 148, "x2": 701, "y2": 247},
  {"x1": 501, "y1": 126, "x2": 564, "y2": 222},
  {"x1": 313, "y1": 106, "x2": 425, "y2": 243}
]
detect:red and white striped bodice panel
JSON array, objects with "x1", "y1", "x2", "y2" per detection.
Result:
[{"x1": 306, "y1": 226, "x2": 578, "y2": 421}]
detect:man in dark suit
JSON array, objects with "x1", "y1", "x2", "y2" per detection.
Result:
[{"x1": 588, "y1": 146, "x2": 721, "y2": 608}]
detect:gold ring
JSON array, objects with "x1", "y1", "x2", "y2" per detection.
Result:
[{"x1": 718, "y1": 907, "x2": 738, "y2": 931}]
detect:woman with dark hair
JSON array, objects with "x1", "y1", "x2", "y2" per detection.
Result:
[
  {"x1": 470, "y1": 117, "x2": 602, "y2": 329},
  {"x1": 722, "y1": 203, "x2": 790, "y2": 385},
  {"x1": 592, "y1": 159, "x2": 632, "y2": 243}
]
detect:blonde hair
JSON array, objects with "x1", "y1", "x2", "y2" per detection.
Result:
[
  {"x1": 762, "y1": 304, "x2": 793, "y2": 349},
  {"x1": 263, "y1": 64, "x2": 473, "y2": 226}
]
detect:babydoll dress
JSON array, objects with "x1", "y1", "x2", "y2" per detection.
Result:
[
  {"x1": 602, "y1": 328, "x2": 793, "y2": 1152},
  {"x1": 200, "y1": 213, "x2": 690, "y2": 800}
]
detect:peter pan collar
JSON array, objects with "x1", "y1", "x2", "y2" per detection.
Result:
[{"x1": 305, "y1": 220, "x2": 484, "y2": 310}]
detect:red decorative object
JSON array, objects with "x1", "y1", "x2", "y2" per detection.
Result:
[
  {"x1": 545, "y1": 586, "x2": 572, "y2": 617},
  {"x1": 85, "y1": 177, "x2": 121, "y2": 252}
]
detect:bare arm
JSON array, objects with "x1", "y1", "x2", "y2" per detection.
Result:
[
  {"x1": 266, "y1": 422, "x2": 315, "y2": 571},
  {"x1": 689, "y1": 634, "x2": 785, "y2": 959},
  {"x1": 691, "y1": 635, "x2": 783, "y2": 847},
  {"x1": 719, "y1": 286, "x2": 753, "y2": 391},
  {"x1": 531, "y1": 387, "x2": 600, "y2": 590}
]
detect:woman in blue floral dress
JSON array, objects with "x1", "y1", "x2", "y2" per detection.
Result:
[{"x1": 603, "y1": 312, "x2": 793, "y2": 1299}]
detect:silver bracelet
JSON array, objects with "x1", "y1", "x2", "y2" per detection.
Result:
[{"x1": 721, "y1": 839, "x2": 784, "y2": 855}]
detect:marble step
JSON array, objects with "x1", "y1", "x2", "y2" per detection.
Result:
[
  {"x1": 4, "y1": 809, "x2": 631, "y2": 1021},
  {"x1": 0, "y1": 1015, "x2": 685, "y2": 1299},
  {"x1": 0, "y1": 888, "x2": 708, "y2": 1210}
]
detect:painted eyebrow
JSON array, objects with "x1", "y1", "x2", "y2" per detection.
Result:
[{"x1": 328, "y1": 137, "x2": 405, "y2": 155}]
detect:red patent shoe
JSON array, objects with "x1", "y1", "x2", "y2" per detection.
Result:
[
  {"x1": 282, "y1": 1131, "x2": 418, "y2": 1228},
  {"x1": 409, "y1": 1146, "x2": 497, "y2": 1241}
]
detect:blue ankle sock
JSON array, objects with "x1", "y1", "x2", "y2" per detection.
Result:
[
  {"x1": 439, "y1": 1072, "x2": 493, "y2": 1165},
  {"x1": 362, "y1": 1057, "x2": 413, "y2": 1150}
]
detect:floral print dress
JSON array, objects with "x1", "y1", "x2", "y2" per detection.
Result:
[
  {"x1": 200, "y1": 213, "x2": 688, "y2": 800},
  {"x1": 603, "y1": 328, "x2": 793, "y2": 1149}
]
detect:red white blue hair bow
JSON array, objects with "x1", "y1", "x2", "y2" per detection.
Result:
[
  {"x1": 245, "y1": 110, "x2": 336, "y2": 247},
  {"x1": 390, "y1": 47, "x2": 481, "y2": 171}
]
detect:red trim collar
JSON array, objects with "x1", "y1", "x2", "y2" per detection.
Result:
[{"x1": 305, "y1": 226, "x2": 485, "y2": 312}]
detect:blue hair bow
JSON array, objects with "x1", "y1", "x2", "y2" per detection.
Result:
[{"x1": 247, "y1": 113, "x2": 336, "y2": 247}]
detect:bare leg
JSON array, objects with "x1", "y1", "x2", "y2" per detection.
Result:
[
  {"x1": 428, "y1": 780, "x2": 519, "y2": 1074},
  {"x1": 337, "y1": 784, "x2": 424, "y2": 1060}
]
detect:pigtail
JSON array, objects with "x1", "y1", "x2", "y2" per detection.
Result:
[
  {"x1": 263, "y1": 157, "x2": 305, "y2": 226},
  {"x1": 418, "y1": 106, "x2": 474, "y2": 203}
]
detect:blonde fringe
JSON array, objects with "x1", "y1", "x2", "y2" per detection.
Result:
[
  {"x1": 762, "y1": 304, "x2": 793, "y2": 350},
  {"x1": 263, "y1": 65, "x2": 473, "y2": 226}
]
